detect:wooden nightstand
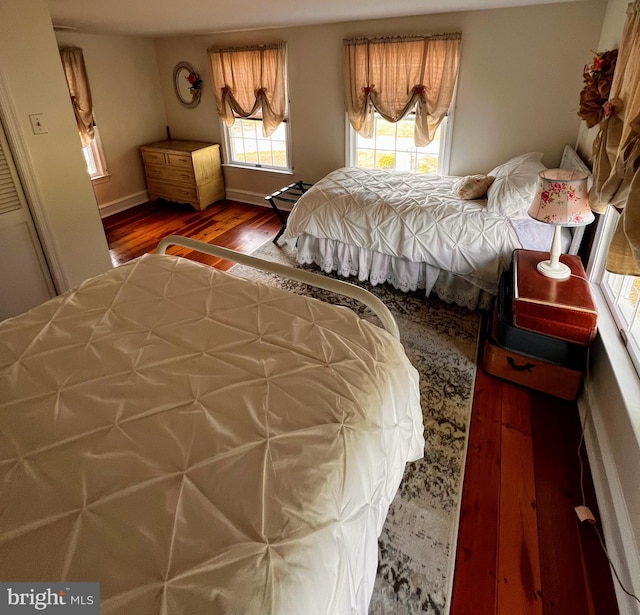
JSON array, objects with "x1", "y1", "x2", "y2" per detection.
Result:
[{"x1": 482, "y1": 250, "x2": 597, "y2": 400}]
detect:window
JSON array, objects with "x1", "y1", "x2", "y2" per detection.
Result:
[
  {"x1": 343, "y1": 34, "x2": 460, "y2": 175},
  {"x1": 592, "y1": 206, "x2": 640, "y2": 376},
  {"x1": 349, "y1": 112, "x2": 448, "y2": 174},
  {"x1": 209, "y1": 43, "x2": 289, "y2": 172},
  {"x1": 81, "y1": 125, "x2": 108, "y2": 179},
  {"x1": 224, "y1": 111, "x2": 289, "y2": 171}
]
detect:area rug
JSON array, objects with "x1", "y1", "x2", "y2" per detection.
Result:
[{"x1": 228, "y1": 240, "x2": 481, "y2": 615}]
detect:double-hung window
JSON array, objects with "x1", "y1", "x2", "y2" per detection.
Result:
[
  {"x1": 209, "y1": 43, "x2": 290, "y2": 172},
  {"x1": 590, "y1": 206, "x2": 640, "y2": 376},
  {"x1": 60, "y1": 47, "x2": 109, "y2": 180},
  {"x1": 585, "y1": 0, "x2": 640, "y2": 379},
  {"x1": 348, "y1": 112, "x2": 449, "y2": 174},
  {"x1": 344, "y1": 34, "x2": 460, "y2": 175},
  {"x1": 81, "y1": 124, "x2": 108, "y2": 179},
  {"x1": 225, "y1": 109, "x2": 289, "y2": 170}
]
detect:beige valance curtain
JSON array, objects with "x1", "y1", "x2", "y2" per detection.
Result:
[
  {"x1": 344, "y1": 33, "x2": 461, "y2": 147},
  {"x1": 59, "y1": 47, "x2": 95, "y2": 147},
  {"x1": 208, "y1": 43, "x2": 286, "y2": 137},
  {"x1": 590, "y1": 0, "x2": 640, "y2": 274}
]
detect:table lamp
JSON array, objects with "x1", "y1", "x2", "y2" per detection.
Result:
[{"x1": 527, "y1": 169, "x2": 594, "y2": 280}]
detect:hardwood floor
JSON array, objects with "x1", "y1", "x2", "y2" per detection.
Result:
[
  {"x1": 103, "y1": 199, "x2": 282, "y2": 270},
  {"x1": 450, "y1": 357, "x2": 619, "y2": 615},
  {"x1": 103, "y1": 200, "x2": 620, "y2": 615}
]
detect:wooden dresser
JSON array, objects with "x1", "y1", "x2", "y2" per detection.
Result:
[{"x1": 140, "y1": 140, "x2": 225, "y2": 211}]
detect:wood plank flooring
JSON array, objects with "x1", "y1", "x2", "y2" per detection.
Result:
[
  {"x1": 102, "y1": 200, "x2": 620, "y2": 615},
  {"x1": 450, "y1": 338, "x2": 619, "y2": 615},
  {"x1": 103, "y1": 199, "x2": 282, "y2": 270}
]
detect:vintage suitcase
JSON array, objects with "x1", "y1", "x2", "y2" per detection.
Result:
[
  {"x1": 482, "y1": 302, "x2": 585, "y2": 400},
  {"x1": 512, "y1": 249, "x2": 598, "y2": 346},
  {"x1": 496, "y1": 272, "x2": 589, "y2": 368}
]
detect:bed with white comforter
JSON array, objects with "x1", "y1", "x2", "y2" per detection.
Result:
[
  {"x1": 0, "y1": 251, "x2": 423, "y2": 614},
  {"x1": 283, "y1": 152, "x2": 579, "y2": 309}
]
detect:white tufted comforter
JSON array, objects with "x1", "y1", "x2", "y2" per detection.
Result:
[
  {"x1": 283, "y1": 167, "x2": 525, "y2": 294},
  {"x1": 0, "y1": 254, "x2": 423, "y2": 615}
]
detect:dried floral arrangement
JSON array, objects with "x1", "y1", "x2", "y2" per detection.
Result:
[{"x1": 578, "y1": 49, "x2": 618, "y2": 128}]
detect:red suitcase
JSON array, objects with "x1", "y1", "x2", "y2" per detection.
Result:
[
  {"x1": 512, "y1": 249, "x2": 598, "y2": 346},
  {"x1": 482, "y1": 303, "x2": 584, "y2": 400}
]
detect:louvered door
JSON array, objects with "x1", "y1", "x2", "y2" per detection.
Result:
[{"x1": 0, "y1": 116, "x2": 55, "y2": 319}]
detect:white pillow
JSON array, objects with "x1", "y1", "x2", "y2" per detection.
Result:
[{"x1": 486, "y1": 152, "x2": 546, "y2": 218}]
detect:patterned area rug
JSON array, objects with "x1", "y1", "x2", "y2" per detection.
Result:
[{"x1": 228, "y1": 240, "x2": 481, "y2": 615}]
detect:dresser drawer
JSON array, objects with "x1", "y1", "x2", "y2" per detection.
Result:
[
  {"x1": 144, "y1": 163, "x2": 195, "y2": 184},
  {"x1": 147, "y1": 179, "x2": 198, "y2": 204},
  {"x1": 166, "y1": 153, "x2": 193, "y2": 168},
  {"x1": 141, "y1": 150, "x2": 167, "y2": 166}
]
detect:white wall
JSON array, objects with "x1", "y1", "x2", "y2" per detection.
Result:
[
  {"x1": 55, "y1": 31, "x2": 168, "y2": 214},
  {"x1": 153, "y1": 0, "x2": 607, "y2": 203},
  {"x1": 0, "y1": 0, "x2": 112, "y2": 292}
]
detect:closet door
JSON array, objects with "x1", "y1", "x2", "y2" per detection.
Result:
[{"x1": 0, "y1": 117, "x2": 55, "y2": 319}]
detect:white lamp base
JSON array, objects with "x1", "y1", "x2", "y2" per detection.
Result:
[
  {"x1": 536, "y1": 224, "x2": 571, "y2": 280},
  {"x1": 536, "y1": 259, "x2": 571, "y2": 280}
]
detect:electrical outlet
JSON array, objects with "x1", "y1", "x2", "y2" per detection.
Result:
[
  {"x1": 575, "y1": 505, "x2": 596, "y2": 524},
  {"x1": 29, "y1": 113, "x2": 48, "y2": 135}
]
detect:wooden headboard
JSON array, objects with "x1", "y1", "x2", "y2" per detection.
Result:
[{"x1": 560, "y1": 144, "x2": 591, "y2": 256}]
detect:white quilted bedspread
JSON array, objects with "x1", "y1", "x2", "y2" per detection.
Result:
[
  {"x1": 283, "y1": 167, "x2": 523, "y2": 293},
  {"x1": 0, "y1": 254, "x2": 423, "y2": 615}
]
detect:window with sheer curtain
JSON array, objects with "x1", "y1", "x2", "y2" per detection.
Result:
[
  {"x1": 59, "y1": 47, "x2": 95, "y2": 147},
  {"x1": 209, "y1": 43, "x2": 289, "y2": 170},
  {"x1": 589, "y1": 0, "x2": 640, "y2": 376},
  {"x1": 59, "y1": 47, "x2": 108, "y2": 179},
  {"x1": 344, "y1": 33, "x2": 461, "y2": 163}
]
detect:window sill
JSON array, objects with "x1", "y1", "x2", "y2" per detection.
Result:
[
  {"x1": 222, "y1": 163, "x2": 292, "y2": 176},
  {"x1": 91, "y1": 172, "x2": 112, "y2": 186},
  {"x1": 590, "y1": 284, "x2": 640, "y2": 421}
]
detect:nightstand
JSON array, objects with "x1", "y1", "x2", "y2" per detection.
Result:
[{"x1": 482, "y1": 249, "x2": 597, "y2": 400}]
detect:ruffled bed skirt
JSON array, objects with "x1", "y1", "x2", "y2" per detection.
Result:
[{"x1": 294, "y1": 234, "x2": 493, "y2": 311}]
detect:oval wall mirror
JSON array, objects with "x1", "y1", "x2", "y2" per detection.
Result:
[{"x1": 173, "y1": 61, "x2": 202, "y2": 109}]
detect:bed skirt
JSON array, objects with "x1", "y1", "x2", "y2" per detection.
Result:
[{"x1": 295, "y1": 234, "x2": 493, "y2": 311}]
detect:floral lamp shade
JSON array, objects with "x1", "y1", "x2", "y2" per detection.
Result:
[{"x1": 527, "y1": 169, "x2": 594, "y2": 280}]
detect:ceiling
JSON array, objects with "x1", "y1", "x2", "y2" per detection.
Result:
[{"x1": 47, "y1": 0, "x2": 577, "y2": 37}]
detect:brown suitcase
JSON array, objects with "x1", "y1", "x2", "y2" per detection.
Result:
[
  {"x1": 482, "y1": 305, "x2": 584, "y2": 400},
  {"x1": 512, "y1": 249, "x2": 598, "y2": 346}
]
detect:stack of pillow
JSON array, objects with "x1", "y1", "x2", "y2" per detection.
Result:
[{"x1": 452, "y1": 152, "x2": 546, "y2": 218}]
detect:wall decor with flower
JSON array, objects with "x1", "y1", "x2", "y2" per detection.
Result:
[
  {"x1": 577, "y1": 49, "x2": 618, "y2": 128},
  {"x1": 173, "y1": 61, "x2": 202, "y2": 109}
]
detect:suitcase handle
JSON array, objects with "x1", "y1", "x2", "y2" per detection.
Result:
[{"x1": 506, "y1": 356, "x2": 536, "y2": 372}]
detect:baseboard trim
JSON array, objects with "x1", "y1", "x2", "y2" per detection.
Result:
[
  {"x1": 225, "y1": 188, "x2": 293, "y2": 211},
  {"x1": 98, "y1": 191, "x2": 148, "y2": 218}
]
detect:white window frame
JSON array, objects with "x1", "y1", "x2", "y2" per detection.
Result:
[
  {"x1": 221, "y1": 112, "x2": 292, "y2": 173},
  {"x1": 588, "y1": 205, "x2": 640, "y2": 377},
  {"x1": 345, "y1": 108, "x2": 454, "y2": 175},
  {"x1": 82, "y1": 125, "x2": 108, "y2": 180}
]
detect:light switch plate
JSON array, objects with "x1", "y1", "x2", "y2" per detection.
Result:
[{"x1": 29, "y1": 113, "x2": 48, "y2": 135}]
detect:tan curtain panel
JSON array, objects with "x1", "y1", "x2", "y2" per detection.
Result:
[
  {"x1": 59, "y1": 47, "x2": 95, "y2": 147},
  {"x1": 344, "y1": 33, "x2": 461, "y2": 147},
  {"x1": 590, "y1": 0, "x2": 640, "y2": 274},
  {"x1": 208, "y1": 43, "x2": 286, "y2": 138}
]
